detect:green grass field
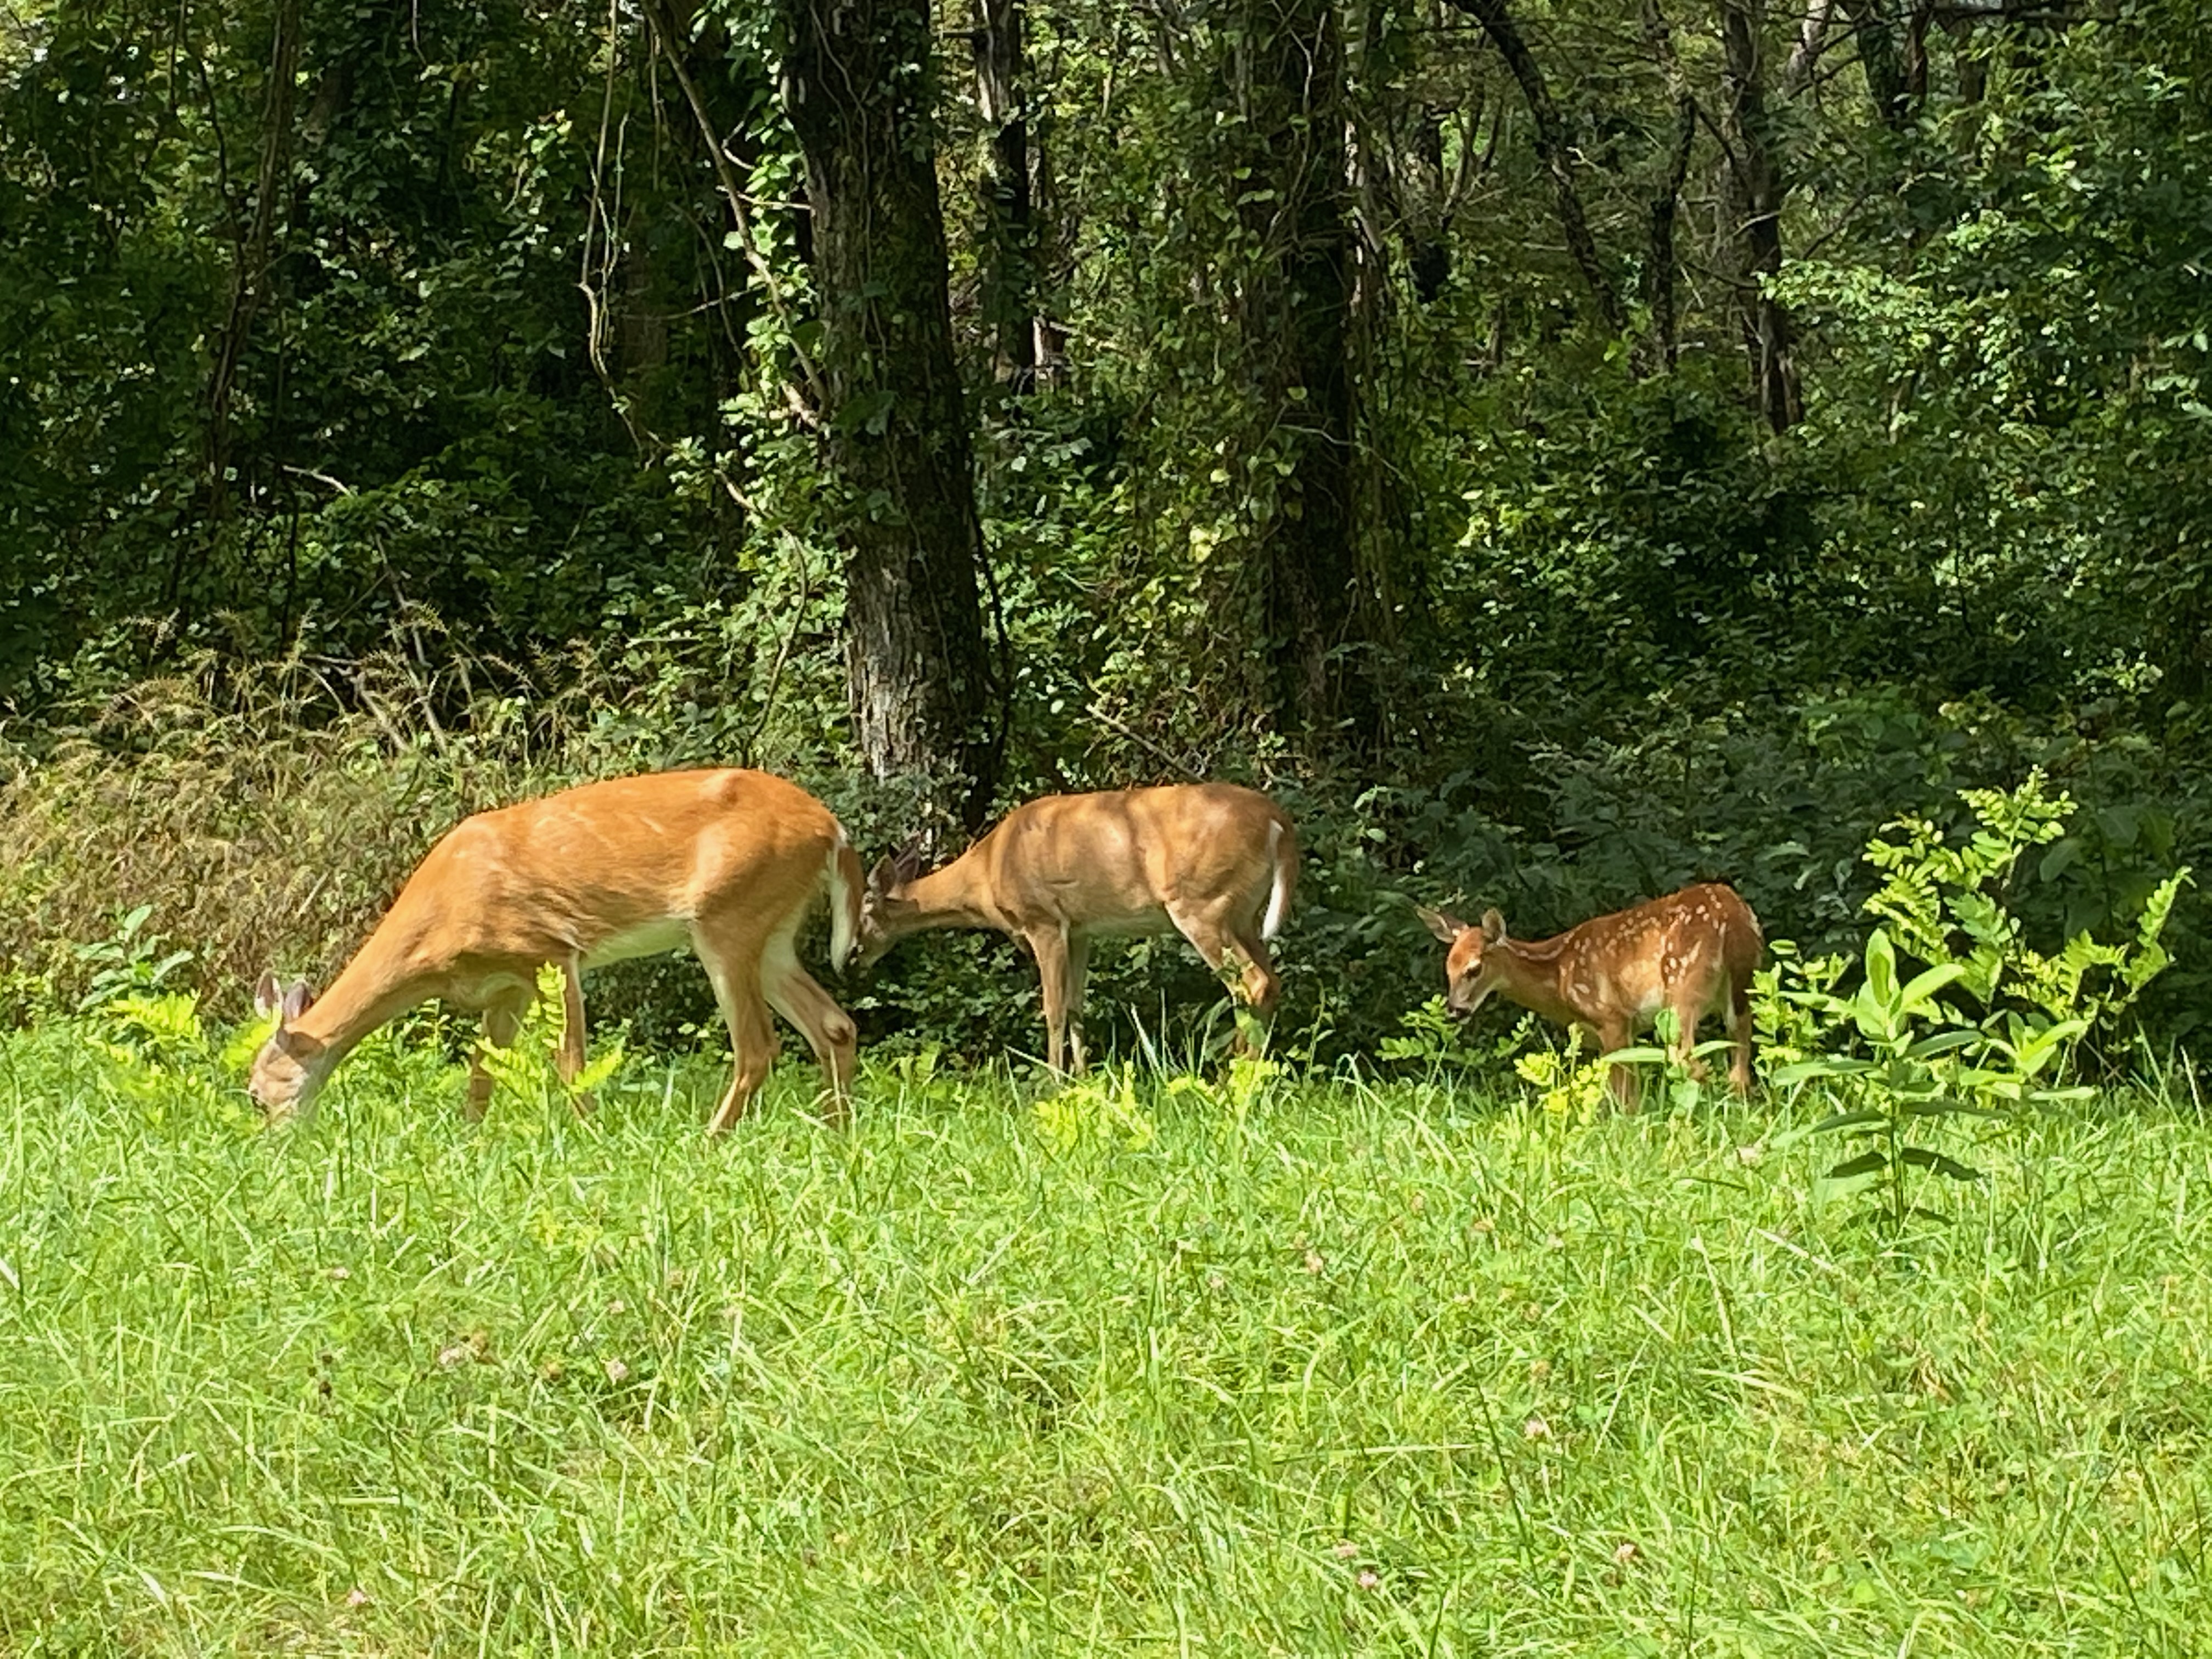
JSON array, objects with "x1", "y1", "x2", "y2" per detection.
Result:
[{"x1": 2, "y1": 1016, "x2": 2208, "y2": 1656}]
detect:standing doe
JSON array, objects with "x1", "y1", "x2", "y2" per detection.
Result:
[
  {"x1": 857, "y1": 782, "x2": 1298, "y2": 1073},
  {"x1": 249, "y1": 769, "x2": 861, "y2": 1130},
  {"x1": 1418, "y1": 882, "x2": 1763, "y2": 1109}
]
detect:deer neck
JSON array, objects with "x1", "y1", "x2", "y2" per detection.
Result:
[
  {"x1": 895, "y1": 851, "x2": 1006, "y2": 936},
  {"x1": 291, "y1": 935, "x2": 439, "y2": 1070},
  {"x1": 1491, "y1": 934, "x2": 1582, "y2": 1025}
]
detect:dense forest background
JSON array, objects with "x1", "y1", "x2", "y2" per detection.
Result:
[{"x1": 1, "y1": 0, "x2": 2206, "y2": 1058}]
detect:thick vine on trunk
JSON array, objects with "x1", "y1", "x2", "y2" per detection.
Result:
[
  {"x1": 187, "y1": 0, "x2": 301, "y2": 620},
  {"x1": 1642, "y1": 0, "x2": 1696, "y2": 374}
]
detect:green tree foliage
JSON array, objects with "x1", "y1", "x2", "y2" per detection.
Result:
[{"x1": 3, "y1": 0, "x2": 2210, "y2": 1055}]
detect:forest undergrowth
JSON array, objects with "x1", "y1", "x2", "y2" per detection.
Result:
[{"x1": 5, "y1": 648, "x2": 2204, "y2": 1068}]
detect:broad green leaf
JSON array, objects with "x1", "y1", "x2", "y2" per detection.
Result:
[
  {"x1": 1898, "y1": 962, "x2": 1967, "y2": 1011},
  {"x1": 1903, "y1": 1029, "x2": 1982, "y2": 1060},
  {"x1": 1824, "y1": 1149, "x2": 1889, "y2": 1181},
  {"x1": 1772, "y1": 1058, "x2": 1876, "y2": 1086},
  {"x1": 1900, "y1": 1099, "x2": 2008, "y2": 1120},
  {"x1": 1900, "y1": 1146, "x2": 1985, "y2": 1182},
  {"x1": 1864, "y1": 928, "x2": 1899, "y2": 1012},
  {"x1": 1809, "y1": 1109, "x2": 1888, "y2": 1133}
]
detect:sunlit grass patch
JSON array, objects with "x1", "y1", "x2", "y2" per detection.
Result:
[{"x1": 0, "y1": 1019, "x2": 2207, "y2": 1653}]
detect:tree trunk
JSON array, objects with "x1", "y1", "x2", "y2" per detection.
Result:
[
  {"x1": 1781, "y1": 0, "x2": 1833, "y2": 95},
  {"x1": 1345, "y1": 0, "x2": 1426, "y2": 696},
  {"x1": 1404, "y1": 105, "x2": 1452, "y2": 304},
  {"x1": 1641, "y1": 0, "x2": 1696, "y2": 374},
  {"x1": 972, "y1": 0, "x2": 1038, "y2": 391},
  {"x1": 1230, "y1": 0, "x2": 1376, "y2": 752},
  {"x1": 1720, "y1": 0, "x2": 1803, "y2": 432},
  {"x1": 1840, "y1": 0, "x2": 1918, "y2": 128},
  {"x1": 780, "y1": 0, "x2": 1003, "y2": 833},
  {"x1": 1444, "y1": 0, "x2": 1626, "y2": 338}
]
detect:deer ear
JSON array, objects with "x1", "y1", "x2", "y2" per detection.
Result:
[
  {"x1": 890, "y1": 842, "x2": 929, "y2": 885},
  {"x1": 867, "y1": 854, "x2": 902, "y2": 895},
  {"x1": 1416, "y1": 906, "x2": 1465, "y2": 944},
  {"x1": 1480, "y1": 909, "x2": 1507, "y2": 943},
  {"x1": 255, "y1": 973, "x2": 313, "y2": 1022}
]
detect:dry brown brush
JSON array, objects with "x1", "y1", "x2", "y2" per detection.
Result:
[{"x1": 0, "y1": 656, "x2": 628, "y2": 1024}]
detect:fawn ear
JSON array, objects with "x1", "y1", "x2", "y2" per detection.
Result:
[
  {"x1": 1480, "y1": 909, "x2": 1507, "y2": 944},
  {"x1": 1416, "y1": 905, "x2": 1465, "y2": 944},
  {"x1": 254, "y1": 970, "x2": 281, "y2": 1017}
]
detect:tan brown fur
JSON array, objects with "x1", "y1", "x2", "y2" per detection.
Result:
[
  {"x1": 249, "y1": 769, "x2": 861, "y2": 1131},
  {"x1": 1419, "y1": 882, "x2": 1763, "y2": 1110},
  {"x1": 859, "y1": 783, "x2": 1298, "y2": 1072}
]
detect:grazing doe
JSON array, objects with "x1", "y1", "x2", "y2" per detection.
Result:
[
  {"x1": 1418, "y1": 882, "x2": 1762, "y2": 1109},
  {"x1": 857, "y1": 782, "x2": 1298, "y2": 1073},
  {"x1": 249, "y1": 769, "x2": 861, "y2": 1130}
]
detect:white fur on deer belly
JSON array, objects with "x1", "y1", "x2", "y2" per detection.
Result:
[{"x1": 584, "y1": 918, "x2": 692, "y2": 967}]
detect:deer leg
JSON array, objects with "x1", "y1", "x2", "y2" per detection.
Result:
[
  {"x1": 1595, "y1": 1015, "x2": 1640, "y2": 1113},
  {"x1": 556, "y1": 955, "x2": 595, "y2": 1114},
  {"x1": 469, "y1": 991, "x2": 529, "y2": 1121},
  {"x1": 1064, "y1": 933, "x2": 1093, "y2": 1074},
  {"x1": 710, "y1": 981, "x2": 777, "y2": 1135},
  {"x1": 1025, "y1": 924, "x2": 1073, "y2": 1074},
  {"x1": 1725, "y1": 974, "x2": 1755, "y2": 1097},
  {"x1": 761, "y1": 931, "x2": 859, "y2": 1126},
  {"x1": 1168, "y1": 901, "x2": 1267, "y2": 1058},
  {"x1": 1224, "y1": 921, "x2": 1280, "y2": 1057},
  {"x1": 1667, "y1": 992, "x2": 1711, "y2": 1084},
  {"x1": 694, "y1": 924, "x2": 778, "y2": 1133}
]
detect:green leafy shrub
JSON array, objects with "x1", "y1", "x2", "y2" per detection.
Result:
[
  {"x1": 72, "y1": 902, "x2": 193, "y2": 1012},
  {"x1": 1859, "y1": 772, "x2": 2186, "y2": 1056},
  {"x1": 1769, "y1": 776, "x2": 2186, "y2": 1230}
]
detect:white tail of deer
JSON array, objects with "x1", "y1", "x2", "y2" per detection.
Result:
[
  {"x1": 249, "y1": 769, "x2": 862, "y2": 1131},
  {"x1": 858, "y1": 783, "x2": 1297, "y2": 1073},
  {"x1": 1418, "y1": 882, "x2": 1762, "y2": 1110}
]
